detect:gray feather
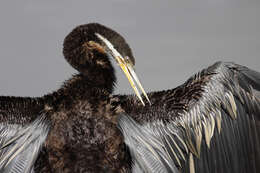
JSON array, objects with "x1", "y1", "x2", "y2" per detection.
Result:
[{"x1": 0, "y1": 114, "x2": 50, "y2": 173}]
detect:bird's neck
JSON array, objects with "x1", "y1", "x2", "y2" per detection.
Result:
[
  {"x1": 62, "y1": 73, "x2": 114, "y2": 92},
  {"x1": 43, "y1": 74, "x2": 113, "y2": 110}
]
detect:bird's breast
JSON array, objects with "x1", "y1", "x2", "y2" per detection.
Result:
[{"x1": 44, "y1": 97, "x2": 130, "y2": 172}]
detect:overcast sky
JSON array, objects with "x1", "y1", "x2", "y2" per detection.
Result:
[{"x1": 0, "y1": 0, "x2": 259, "y2": 97}]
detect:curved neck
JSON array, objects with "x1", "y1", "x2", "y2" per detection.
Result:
[{"x1": 63, "y1": 34, "x2": 116, "y2": 91}]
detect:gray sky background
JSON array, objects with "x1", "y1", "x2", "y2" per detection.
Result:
[{"x1": 0, "y1": 0, "x2": 259, "y2": 97}]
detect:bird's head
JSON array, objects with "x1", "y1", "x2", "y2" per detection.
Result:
[{"x1": 63, "y1": 23, "x2": 150, "y2": 105}]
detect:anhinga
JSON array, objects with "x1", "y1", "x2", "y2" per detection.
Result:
[{"x1": 0, "y1": 23, "x2": 259, "y2": 173}]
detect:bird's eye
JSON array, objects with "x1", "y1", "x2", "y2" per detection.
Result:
[{"x1": 125, "y1": 56, "x2": 134, "y2": 67}]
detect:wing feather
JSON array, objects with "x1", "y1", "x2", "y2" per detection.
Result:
[
  {"x1": 0, "y1": 114, "x2": 50, "y2": 173},
  {"x1": 119, "y1": 62, "x2": 260, "y2": 173}
]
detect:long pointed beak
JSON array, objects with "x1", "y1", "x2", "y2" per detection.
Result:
[
  {"x1": 95, "y1": 33, "x2": 151, "y2": 106},
  {"x1": 116, "y1": 56, "x2": 151, "y2": 106}
]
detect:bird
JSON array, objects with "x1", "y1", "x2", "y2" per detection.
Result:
[
  {"x1": 0, "y1": 22, "x2": 260, "y2": 173},
  {"x1": 118, "y1": 62, "x2": 260, "y2": 173},
  {"x1": 0, "y1": 23, "x2": 150, "y2": 173}
]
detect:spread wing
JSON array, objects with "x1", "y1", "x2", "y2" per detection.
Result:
[
  {"x1": 0, "y1": 97, "x2": 50, "y2": 173},
  {"x1": 0, "y1": 114, "x2": 50, "y2": 173},
  {"x1": 119, "y1": 62, "x2": 260, "y2": 173}
]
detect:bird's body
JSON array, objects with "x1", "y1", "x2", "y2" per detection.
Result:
[
  {"x1": 0, "y1": 23, "x2": 259, "y2": 173},
  {"x1": 0, "y1": 82, "x2": 130, "y2": 172}
]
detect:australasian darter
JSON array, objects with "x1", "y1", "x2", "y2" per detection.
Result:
[{"x1": 0, "y1": 23, "x2": 259, "y2": 173}]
